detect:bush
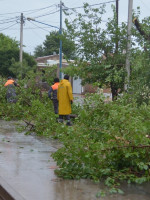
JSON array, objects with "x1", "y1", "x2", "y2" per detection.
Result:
[{"x1": 52, "y1": 93, "x2": 150, "y2": 192}]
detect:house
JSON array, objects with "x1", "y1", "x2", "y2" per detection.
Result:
[
  {"x1": 35, "y1": 54, "x2": 84, "y2": 94},
  {"x1": 35, "y1": 54, "x2": 112, "y2": 99}
]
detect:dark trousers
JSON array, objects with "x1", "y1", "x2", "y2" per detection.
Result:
[
  {"x1": 59, "y1": 115, "x2": 70, "y2": 121},
  {"x1": 53, "y1": 99, "x2": 58, "y2": 114},
  {"x1": 58, "y1": 115, "x2": 72, "y2": 125}
]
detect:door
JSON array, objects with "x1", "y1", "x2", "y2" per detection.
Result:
[{"x1": 73, "y1": 77, "x2": 82, "y2": 94}]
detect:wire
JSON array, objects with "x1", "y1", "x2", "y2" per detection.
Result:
[
  {"x1": 28, "y1": 4, "x2": 57, "y2": 15},
  {"x1": 0, "y1": 19, "x2": 18, "y2": 25},
  {"x1": 27, "y1": 21, "x2": 51, "y2": 33},
  {"x1": 140, "y1": 0, "x2": 150, "y2": 12},
  {"x1": 63, "y1": 0, "x2": 117, "y2": 10},
  {"x1": 25, "y1": 24, "x2": 46, "y2": 41},
  {"x1": 34, "y1": 10, "x2": 60, "y2": 19},
  {"x1": 0, "y1": 22, "x2": 18, "y2": 31},
  {"x1": 0, "y1": 4, "x2": 57, "y2": 16},
  {"x1": 7, "y1": 26, "x2": 55, "y2": 30},
  {"x1": 0, "y1": 16, "x2": 19, "y2": 22}
]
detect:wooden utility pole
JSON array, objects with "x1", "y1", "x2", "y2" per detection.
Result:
[
  {"x1": 59, "y1": 1, "x2": 63, "y2": 80},
  {"x1": 116, "y1": 0, "x2": 119, "y2": 52},
  {"x1": 20, "y1": 13, "x2": 24, "y2": 77},
  {"x1": 125, "y1": 0, "x2": 133, "y2": 90}
]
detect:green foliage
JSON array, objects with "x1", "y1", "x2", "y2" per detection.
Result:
[
  {"x1": 34, "y1": 30, "x2": 76, "y2": 59},
  {"x1": 0, "y1": 33, "x2": 36, "y2": 78},
  {"x1": 63, "y1": 4, "x2": 150, "y2": 101},
  {"x1": 63, "y1": 4, "x2": 128, "y2": 99},
  {"x1": 125, "y1": 50, "x2": 150, "y2": 105},
  {"x1": 9, "y1": 57, "x2": 36, "y2": 79},
  {"x1": 0, "y1": 33, "x2": 19, "y2": 50},
  {"x1": 1, "y1": 72, "x2": 150, "y2": 194},
  {"x1": 52, "y1": 93, "x2": 150, "y2": 192},
  {"x1": 34, "y1": 45, "x2": 45, "y2": 57},
  {"x1": 0, "y1": 69, "x2": 64, "y2": 136},
  {"x1": 0, "y1": 49, "x2": 19, "y2": 77},
  {"x1": 39, "y1": 65, "x2": 57, "y2": 86}
]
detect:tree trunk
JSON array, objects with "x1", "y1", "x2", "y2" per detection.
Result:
[{"x1": 110, "y1": 83, "x2": 118, "y2": 101}]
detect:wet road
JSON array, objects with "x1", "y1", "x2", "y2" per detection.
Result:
[{"x1": 0, "y1": 120, "x2": 150, "y2": 200}]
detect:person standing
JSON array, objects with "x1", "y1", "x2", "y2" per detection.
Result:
[
  {"x1": 48, "y1": 78, "x2": 59, "y2": 114},
  {"x1": 4, "y1": 77, "x2": 19, "y2": 103},
  {"x1": 57, "y1": 74, "x2": 73, "y2": 126}
]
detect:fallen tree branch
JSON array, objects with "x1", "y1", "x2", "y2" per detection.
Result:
[
  {"x1": 105, "y1": 144, "x2": 150, "y2": 151},
  {"x1": 23, "y1": 120, "x2": 35, "y2": 131}
]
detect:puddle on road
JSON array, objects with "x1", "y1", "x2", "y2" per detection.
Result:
[{"x1": 0, "y1": 120, "x2": 150, "y2": 200}]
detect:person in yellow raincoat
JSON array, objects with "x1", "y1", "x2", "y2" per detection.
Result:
[{"x1": 57, "y1": 74, "x2": 73, "y2": 126}]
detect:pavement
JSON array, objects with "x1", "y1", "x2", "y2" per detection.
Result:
[
  {"x1": 0, "y1": 120, "x2": 150, "y2": 200},
  {"x1": 0, "y1": 120, "x2": 102, "y2": 200}
]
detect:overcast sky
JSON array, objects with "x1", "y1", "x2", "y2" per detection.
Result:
[{"x1": 0, "y1": 0, "x2": 149, "y2": 55}]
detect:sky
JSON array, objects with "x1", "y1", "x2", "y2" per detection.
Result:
[{"x1": 0, "y1": 0, "x2": 149, "y2": 55}]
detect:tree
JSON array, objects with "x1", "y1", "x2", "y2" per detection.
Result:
[
  {"x1": 34, "y1": 45, "x2": 44, "y2": 57},
  {"x1": 9, "y1": 56, "x2": 36, "y2": 79},
  {"x1": 0, "y1": 34, "x2": 36, "y2": 78},
  {"x1": 0, "y1": 33, "x2": 19, "y2": 50},
  {"x1": 62, "y1": 4, "x2": 128, "y2": 100},
  {"x1": 0, "y1": 49, "x2": 19, "y2": 77},
  {"x1": 127, "y1": 15, "x2": 150, "y2": 105},
  {"x1": 34, "y1": 30, "x2": 76, "y2": 59}
]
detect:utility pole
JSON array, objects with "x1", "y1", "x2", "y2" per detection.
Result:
[
  {"x1": 20, "y1": 13, "x2": 24, "y2": 78},
  {"x1": 125, "y1": 0, "x2": 133, "y2": 90},
  {"x1": 59, "y1": 0, "x2": 63, "y2": 80},
  {"x1": 115, "y1": 0, "x2": 119, "y2": 53}
]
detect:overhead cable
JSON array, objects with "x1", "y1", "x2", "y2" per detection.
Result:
[
  {"x1": 27, "y1": 5, "x2": 58, "y2": 16},
  {"x1": 63, "y1": 0, "x2": 118, "y2": 10},
  {"x1": 28, "y1": 20, "x2": 51, "y2": 33},
  {"x1": 0, "y1": 22, "x2": 18, "y2": 31},
  {"x1": 0, "y1": 4, "x2": 57, "y2": 16},
  {"x1": 34, "y1": 10, "x2": 60, "y2": 19},
  {"x1": 0, "y1": 16, "x2": 18, "y2": 22},
  {"x1": 0, "y1": 19, "x2": 18, "y2": 25}
]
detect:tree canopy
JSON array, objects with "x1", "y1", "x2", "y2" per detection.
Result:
[
  {"x1": 0, "y1": 33, "x2": 36, "y2": 78},
  {"x1": 62, "y1": 4, "x2": 150, "y2": 100},
  {"x1": 34, "y1": 30, "x2": 76, "y2": 59},
  {"x1": 0, "y1": 33, "x2": 19, "y2": 50}
]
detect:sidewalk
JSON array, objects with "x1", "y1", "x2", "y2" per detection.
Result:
[
  {"x1": 0, "y1": 120, "x2": 58, "y2": 200},
  {"x1": 0, "y1": 120, "x2": 101, "y2": 200},
  {"x1": 0, "y1": 120, "x2": 150, "y2": 200}
]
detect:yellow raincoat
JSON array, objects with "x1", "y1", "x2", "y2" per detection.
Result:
[{"x1": 57, "y1": 79, "x2": 73, "y2": 115}]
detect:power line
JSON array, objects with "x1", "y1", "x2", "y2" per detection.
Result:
[
  {"x1": 25, "y1": 4, "x2": 57, "y2": 15},
  {"x1": 26, "y1": 25, "x2": 46, "y2": 41},
  {"x1": 140, "y1": 0, "x2": 150, "y2": 12},
  {"x1": 0, "y1": 4, "x2": 57, "y2": 16},
  {"x1": 4, "y1": 26, "x2": 56, "y2": 30},
  {"x1": 33, "y1": 10, "x2": 60, "y2": 19},
  {"x1": 63, "y1": 0, "x2": 117, "y2": 10},
  {"x1": 28, "y1": 21, "x2": 51, "y2": 33},
  {"x1": 0, "y1": 22, "x2": 18, "y2": 31},
  {"x1": 0, "y1": 16, "x2": 19, "y2": 22},
  {"x1": 0, "y1": 19, "x2": 18, "y2": 25}
]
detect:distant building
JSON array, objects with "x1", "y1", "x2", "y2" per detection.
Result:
[
  {"x1": 35, "y1": 54, "x2": 112, "y2": 99},
  {"x1": 35, "y1": 54, "x2": 84, "y2": 94}
]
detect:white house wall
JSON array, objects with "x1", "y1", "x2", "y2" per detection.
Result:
[{"x1": 73, "y1": 77, "x2": 82, "y2": 94}]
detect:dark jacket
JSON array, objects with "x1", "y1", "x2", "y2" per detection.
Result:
[
  {"x1": 48, "y1": 82, "x2": 59, "y2": 100},
  {"x1": 4, "y1": 79, "x2": 17, "y2": 103}
]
